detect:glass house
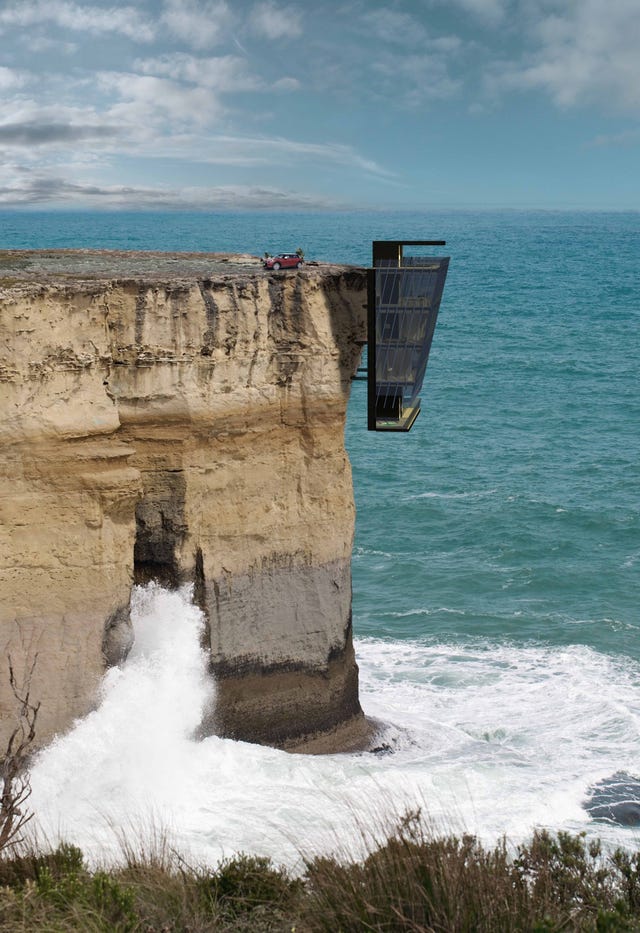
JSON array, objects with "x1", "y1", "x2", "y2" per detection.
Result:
[{"x1": 368, "y1": 240, "x2": 449, "y2": 431}]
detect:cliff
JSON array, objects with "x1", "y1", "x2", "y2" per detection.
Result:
[{"x1": 0, "y1": 250, "x2": 369, "y2": 754}]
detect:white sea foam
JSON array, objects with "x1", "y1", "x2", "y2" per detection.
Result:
[
  {"x1": 27, "y1": 585, "x2": 640, "y2": 869},
  {"x1": 403, "y1": 488, "x2": 498, "y2": 502},
  {"x1": 388, "y1": 607, "x2": 467, "y2": 618},
  {"x1": 358, "y1": 637, "x2": 640, "y2": 849}
]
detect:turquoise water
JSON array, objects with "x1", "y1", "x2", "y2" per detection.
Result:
[
  {"x1": 5, "y1": 209, "x2": 640, "y2": 852},
  {"x1": 348, "y1": 211, "x2": 640, "y2": 661}
]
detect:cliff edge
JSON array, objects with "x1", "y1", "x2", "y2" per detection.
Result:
[{"x1": 0, "y1": 250, "x2": 369, "y2": 754}]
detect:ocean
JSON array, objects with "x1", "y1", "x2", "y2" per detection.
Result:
[{"x1": 2, "y1": 208, "x2": 639, "y2": 866}]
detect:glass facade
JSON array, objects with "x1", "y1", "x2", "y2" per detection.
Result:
[{"x1": 368, "y1": 242, "x2": 449, "y2": 431}]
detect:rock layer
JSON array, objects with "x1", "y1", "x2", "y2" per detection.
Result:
[{"x1": 0, "y1": 251, "x2": 368, "y2": 753}]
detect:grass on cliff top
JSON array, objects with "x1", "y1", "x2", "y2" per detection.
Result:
[{"x1": 2, "y1": 812, "x2": 640, "y2": 932}]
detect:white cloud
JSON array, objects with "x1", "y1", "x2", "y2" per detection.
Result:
[
  {"x1": 0, "y1": 71, "x2": 389, "y2": 181},
  {"x1": 360, "y1": 8, "x2": 430, "y2": 45},
  {"x1": 300, "y1": 4, "x2": 464, "y2": 109},
  {"x1": 161, "y1": 0, "x2": 233, "y2": 50},
  {"x1": 354, "y1": 6, "x2": 463, "y2": 105},
  {"x1": 357, "y1": 5, "x2": 464, "y2": 56},
  {"x1": 0, "y1": 169, "x2": 341, "y2": 209},
  {"x1": 99, "y1": 72, "x2": 224, "y2": 128},
  {"x1": 451, "y1": 0, "x2": 506, "y2": 22},
  {"x1": 0, "y1": 66, "x2": 25, "y2": 90},
  {"x1": 588, "y1": 127, "x2": 640, "y2": 148},
  {"x1": 199, "y1": 135, "x2": 394, "y2": 175},
  {"x1": 25, "y1": 35, "x2": 78, "y2": 54},
  {"x1": 272, "y1": 76, "x2": 300, "y2": 92},
  {"x1": 491, "y1": 0, "x2": 640, "y2": 111},
  {"x1": 135, "y1": 53, "x2": 301, "y2": 94},
  {"x1": 423, "y1": 0, "x2": 506, "y2": 24},
  {"x1": 373, "y1": 52, "x2": 461, "y2": 105},
  {"x1": 0, "y1": 1, "x2": 156, "y2": 41},
  {"x1": 250, "y1": 1, "x2": 302, "y2": 40},
  {"x1": 104, "y1": 129, "x2": 394, "y2": 175},
  {"x1": 135, "y1": 53, "x2": 262, "y2": 91}
]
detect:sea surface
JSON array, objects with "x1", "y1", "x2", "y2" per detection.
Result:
[{"x1": 2, "y1": 209, "x2": 639, "y2": 866}]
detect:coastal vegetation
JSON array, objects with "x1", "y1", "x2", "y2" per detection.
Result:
[{"x1": 2, "y1": 807, "x2": 640, "y2": 931}]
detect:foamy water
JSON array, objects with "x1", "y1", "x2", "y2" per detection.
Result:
[{"x1": 26, "y1": 584, "x2": 640, "y2": 869}]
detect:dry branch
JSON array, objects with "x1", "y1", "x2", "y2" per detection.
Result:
[{"x1": 0, "y1": 655, "x2": 40, "y2": 852}]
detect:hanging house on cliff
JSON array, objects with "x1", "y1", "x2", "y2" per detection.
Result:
[{"x1": 368, "y1": 240, "x2": 449, "y2": 431}]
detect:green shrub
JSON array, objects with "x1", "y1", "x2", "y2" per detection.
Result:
[
  {"x1": 5, "y1": 822, "x2": 640, "y2": 932},
  {"x1": 0, "y1": 841, "x2": 84, "y2": 889},
  {"x1": 303, "y1": 818, "x2": 638, "y2": 932},
  {"x1": 196, "y1": 853, "x2": 302, "y2": 919},
  {"x1": 0, "y1": 842, "x2": 136, "y2": 932},
  {"x1": 612, "y1": 850, "x2": 640, "y2": 914}
]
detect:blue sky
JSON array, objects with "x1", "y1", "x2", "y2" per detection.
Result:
[{"x1": 0, "y1": 0, "x2": 638, "y2": 210}]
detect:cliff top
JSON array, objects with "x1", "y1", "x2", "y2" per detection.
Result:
[{"x1": 0, "y1": 249, "x2": 358, "y2": 289}]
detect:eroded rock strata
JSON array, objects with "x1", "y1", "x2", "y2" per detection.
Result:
[{"x1": 0, "y1": 251, "x2": 368, "y2": 753}]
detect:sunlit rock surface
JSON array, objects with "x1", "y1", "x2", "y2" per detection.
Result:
[{"x1": 0, "y1": 250, "x2": 369, "y2": 753}]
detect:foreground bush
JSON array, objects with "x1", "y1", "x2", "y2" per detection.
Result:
[
  {"x1": 2, "y1": 816, "x2": 640, "y2": 931},
  {"x1": 304, "y1": 813, "x2": 640, "y2": 932},
  {"x1": 0, "y1": 842, "x2": 301, "y2": 932}
]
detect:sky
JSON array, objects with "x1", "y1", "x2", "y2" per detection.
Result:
[{"x1": 0, "y1": 0, "x2": 639, "y2": 210}]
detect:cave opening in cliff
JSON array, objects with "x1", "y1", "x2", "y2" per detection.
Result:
[
  {"x1": 133, "y1": 470, "x2": 187, "y2": 589},
  {"x1": 368, "y1": 240, "x2": 449, "y2": 432}
]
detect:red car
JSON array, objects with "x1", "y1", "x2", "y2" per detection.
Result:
[{"x1": 263, "y1": 253, "x2": 304, "y2": 270}]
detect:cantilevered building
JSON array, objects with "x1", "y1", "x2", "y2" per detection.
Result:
[{"x1": 368, "y1": 240, "x2": 449, "y2": 431}]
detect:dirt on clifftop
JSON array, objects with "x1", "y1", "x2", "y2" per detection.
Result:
[{"x1": 0, "y1": 249, "x2": 350, "y2": 287}]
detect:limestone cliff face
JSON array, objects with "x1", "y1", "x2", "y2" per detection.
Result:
[{"x1": 0, "y1": 251, "x2": 368, "y2": 753}]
